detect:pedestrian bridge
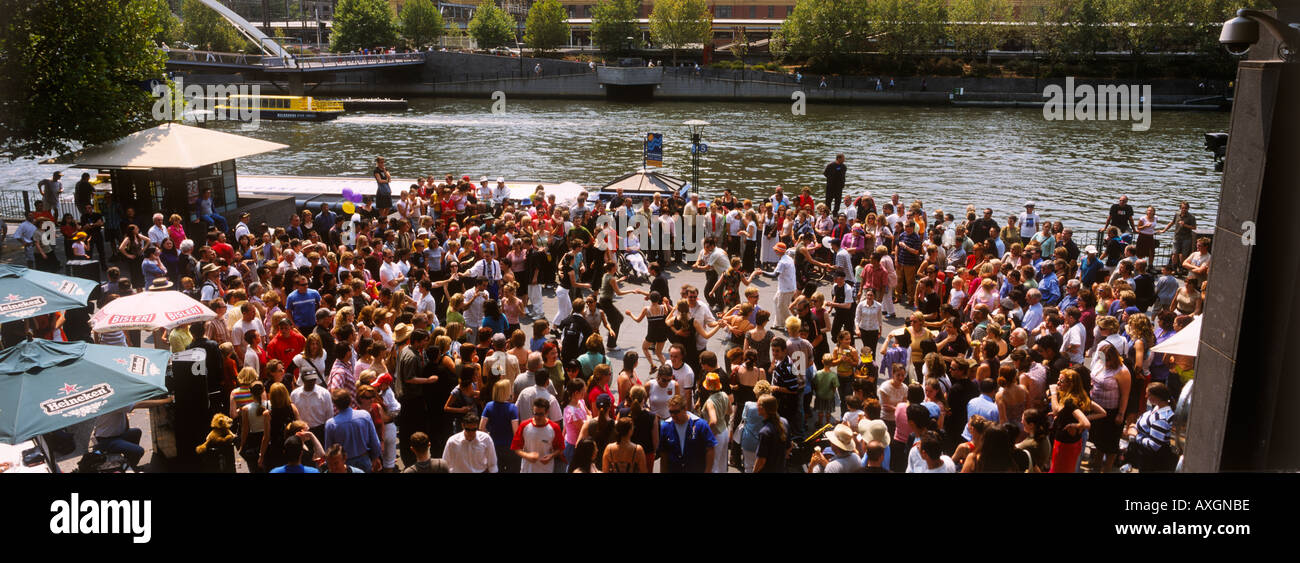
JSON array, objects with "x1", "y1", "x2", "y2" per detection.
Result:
[{"x1": 164, "y1": 49, "x2": 425, "y2": 73}]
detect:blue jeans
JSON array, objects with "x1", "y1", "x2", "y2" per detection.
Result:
[
  {"x1": 559, "y1": 442, "x2": 575, "y2": 473},
  {"x1": 96, "y1": 428, "x2": 144, "y2": 469},
  {"x1": 199, "y1": 213, "x2": 228, "y2": 234}
]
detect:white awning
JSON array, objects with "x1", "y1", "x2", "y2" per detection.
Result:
[
  {"x1": 45, "y1": 123, "x2": 287, "y2": 170},
  {"x1": 1151, "y1": 315, "x2": 1201, "y2": 357}
]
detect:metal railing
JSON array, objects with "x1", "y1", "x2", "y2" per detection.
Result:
[
  {"x1": 0, "y1": 191, "x2": 82, "y2": 223},
  {"x1": 265, "y1": 52, "x2": 426, "y2": 69},
  {"x1": 164, "y1": 49, "x2": 264, "y2": 67}
]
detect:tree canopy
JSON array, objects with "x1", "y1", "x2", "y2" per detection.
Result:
[
  {"x1": 331, "y1": 0, "x2": 399, "y2": 52},
  {"x1": 649, "y1": 0, "x2": 712, "y2": 64},
  {"x1": 400, "y1": 0, "x2": 445, "y2": 49},
  {"x1": 181, "y1": 0, "x2": 246, "y2": 52},
  {"x1": 469, "y1": 0, "x2": 517, "y2": 49},
  {"x1": 591, "y1": 0, "x2": 640, "y2": 56},
  {"x1": 525, "y1": 0, "x2": 571, "y2": 54},
  {"x1": 0, "y1": 0, "x2": 171, "y2": 159}
]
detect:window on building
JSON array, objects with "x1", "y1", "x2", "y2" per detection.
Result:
[
  {"x1": 768, "y1": 5, "x2": 774, "y2": 18},
  {"x1": 787, "y1": 6, "x2": 794, "y2": 17},
  {"x1": 749, "y1": 6, "x2": 756, "y2": 18},
  {"x1": 717, "y1": 6, "x2": 731, "y2": 18}
]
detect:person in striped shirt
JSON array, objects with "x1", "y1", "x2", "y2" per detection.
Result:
[{"x1": 1125, "y1": 382, "x2": 1176, "y2": 472}]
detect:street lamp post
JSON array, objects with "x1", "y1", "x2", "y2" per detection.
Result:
[{"x1": 684, "y1": 120, "x2": 709, "y2": 197}]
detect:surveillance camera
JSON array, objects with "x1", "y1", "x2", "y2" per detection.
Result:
[{"x1": 1220, "y1": 15, "x2": 1259, "y2": 56}]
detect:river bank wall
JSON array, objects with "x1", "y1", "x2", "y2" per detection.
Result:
[{"x1": 189, "y1": 52, "x2": 1231, "y2": 108}]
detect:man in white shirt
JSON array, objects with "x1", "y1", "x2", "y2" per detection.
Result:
[
  {"x1": 14, "y1": 212, "x2": 40, "y2": 267},
  {"x1": 682, "y1": 285, "x2": 715, "y2": 352},
  {"x1": 234, "y1": 212, "x2": 252, "y2": 241},
  {"x1": 478, "y1": 176, "x2": 493, "y2": 206},
  {"x1": 515, "y1": 370, "x2": 562, "y2": 424},
  {"x1": 147, "y1": 213, "x2": 168, "y2": 247},
  {"x1": 907, "y1": 432, "x2": 956, "y2": 473},
  {"x1": 230, "y1": 302, "x2": 265, "y2": 360},
  {"x1": 442, "y1": 413, "x2": 497, "y2": 473},
  {"x1": 767, "y1": 245, "x2": 798, "y2": 330},
  {"x1": 464, "y1": 253, "x2": 502, "y2": 298},
  {"x1": 692, "y1": 237, "x2": 730, "y2": 311},
  {"x1": 1060, "y1": 307, "x2": 1087, "y2": 365},
  {"x1": 511, "y1": 397, "x2": 564, "y2": 473},
  {"x1": 831, "y1": 238, "x2": 855, "y2": 283},
  {"x1": 378, "y1": 250, "x2": 405, "y2": 290},
  {"x1": 290, "y1": 372, "x2": 334, "y2": 441},
  {"x1": 1021, "y1": 289, "x2": 1044, "y2": 333},
  {"x1": 492, "y1": 177, "x2": 510, "y2": 208},
  {"x1": 1018, "y1": 202, "x2": 1041, "y2": 244},
  {"x1": 668, "y1": 344, "x2": 696, "y2": 408},
  {"x1": 462, "y1": 278, "x2": 489, "y2": 342}
]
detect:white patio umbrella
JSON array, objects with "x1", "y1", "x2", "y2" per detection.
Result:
[
  {"x1": 89, "y1": 290, "x2": 217, "y2": 333},
  {"x1": 1151, "y1": 315, "x2": 1202, "y2": 357}
]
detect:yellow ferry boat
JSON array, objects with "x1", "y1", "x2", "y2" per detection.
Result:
[{"x1": 216, "y1": 94, "x2": 345, "y2": 122}]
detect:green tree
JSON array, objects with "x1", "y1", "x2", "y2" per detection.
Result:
[
  {"x1": 145, "y1": 0, "x2": 183, "y2": 45},
  {"x1": 525, "y1": 0, "x2": 570, "y2": 55},
  {"x1": 331, "y1": 0, "x2": 398, "y2": 52},
  {"x1": 649, "y1": 0, "x2": 712, "y2": 65},
  {"x1": 731, "y1": 26, "x2": 749, "y2": 61},
  {"x1": 181, "y1": 0, "x2": 245, "y2": 52},
  {"x1": 774, "y1": 0, "x2": 870, "y2": 70},
  {"x1": 1020, "y1": 0, "x2": 1105, "y2": 66},
  {"x1": 0, "y1": 0, "x2": 170, "y2": 159},
  {"x1": 468, "y1": 0, "x2": 516, "y2": 49},
  {"x1": 1104, "y1": 0, "x2": 1181, "y2": 59},
  {"x1": 947, "y1": 0, "x2": 1012, "y2": 57},
  {"x1": 591, "y1": 0, "x2": 640, "y2": 56},
  {"x1": 400, "y1": 0, "x2": 445, "y2": 48},
  {"x1": 872, "y1": 0, "x2": 946, "y2": 61}
]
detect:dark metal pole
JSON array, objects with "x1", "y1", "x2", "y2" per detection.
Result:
[{"x1": 691, "y1": 132, "x2": 701, "y2": 196}]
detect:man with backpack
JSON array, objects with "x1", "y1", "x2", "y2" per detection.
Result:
[{"x1": 555, "y1": 297, "x2": 592, "y2": 364}]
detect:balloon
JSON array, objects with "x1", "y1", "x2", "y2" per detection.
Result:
[
  {"x1": 354, "y1": 192, "x2": 365, "y2": 203},
  {"x1": 342, "y1": 201, "x2": 355, "y2": 215},
  {"x1": 341, "y1": 187, "x2": 355, "y2": 201}
]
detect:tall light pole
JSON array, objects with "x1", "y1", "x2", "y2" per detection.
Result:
[{"x1": 684, "y1": 120, "x2": 709, "y2": 197}]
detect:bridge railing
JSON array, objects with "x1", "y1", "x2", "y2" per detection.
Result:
[
  {"x1": 163, "y1": 48, "x2": 265, "y2": 67},
  {"x1": 267, "y1": 52, "x2": 426, "y2": 69}
]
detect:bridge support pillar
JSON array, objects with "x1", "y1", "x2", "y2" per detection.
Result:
[{"x1": 287, "y1": 74, "x2": 305, "y2": 96}]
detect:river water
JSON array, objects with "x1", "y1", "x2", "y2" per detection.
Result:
[{"x1": 4, "y1": 98, "x2": 1227, "y2": 231}]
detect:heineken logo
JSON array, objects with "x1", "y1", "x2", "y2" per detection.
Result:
[
  {"x1": 164, "y1": 306, "x2": 204, "y2": 322},
  {"x1": 41, "y1": 383, "x2": 114, "y2": 417},
  {"x1": 0, "y1": 295, "x2": 46, "y2": 317}
]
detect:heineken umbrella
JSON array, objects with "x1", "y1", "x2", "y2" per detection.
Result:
[
  {"x1": 0, "y1": 264, "x2": 98, "y2": 322},
  {"x1": 90, "y1": 290, "x2": 216, "y2": 333},
  {"x1": 0, "y1": 339, "x2": 169, "y2": 444}
]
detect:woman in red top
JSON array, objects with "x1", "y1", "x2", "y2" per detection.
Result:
[
  {"x1": 587, "y1": 364, "x2": 615, "y2": 411},
  {"x1": 796, "y1": 187, "x2": 816, "y2": 211}
]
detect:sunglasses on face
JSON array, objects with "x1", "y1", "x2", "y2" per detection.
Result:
[{"x1": 668, "y1": 409, "x2": 682, "y2": 416}]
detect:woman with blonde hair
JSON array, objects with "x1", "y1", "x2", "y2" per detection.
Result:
[
  {"x1": 739, "y1": 379, "x2": 775, "y2": 473},
  {"x1": 1048, "y1": 369, "x2": 1104, "y2": 472},
  {"x1": 229, "y1": 366, "x2": 260, "y2": 420},
  {"x1": 258, "y1": 382, "x2": 300, "y2": 471},
  {"x1": 481, "y1": 378, "x2": 520, "y2": 472},
  {"x1": 1125, "y1": 313, "x2": 1157, "y2": 421},
  {"x1": 619, "y1": 385, "x2": 658, "y2": 470}
]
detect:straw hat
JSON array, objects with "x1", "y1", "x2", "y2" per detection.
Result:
[
  {"x1": 393, "y1": 323, "x2": 413, "y2": 343},
  {"x1": 147, "y1": 278, "x2": 174, "y2": 291}
]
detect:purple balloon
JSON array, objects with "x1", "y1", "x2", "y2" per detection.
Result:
[
  {"x1": 341, "y1": 187, "x2": 355, "y2": 200},
  {"x1": 351, "y1": 192, "x2": 364, "y2": 203}
]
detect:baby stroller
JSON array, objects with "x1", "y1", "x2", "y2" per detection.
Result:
[{"x1": 617, "y1": 249, "x2": 650, "y2": 283}]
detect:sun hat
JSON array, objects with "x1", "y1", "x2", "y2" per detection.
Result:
[
  {"x1": 393, "y1": 323, "x2": 413, "y2": 343},
  {"x1": 703, "y1": 372, "x2": 722, "y2": 391},
  {"x1": 858, "y1": 418, "x2": 891, "y2": 447},
  {"x1": 826, "y1": 424, "x2": 857, "y2": 452}
]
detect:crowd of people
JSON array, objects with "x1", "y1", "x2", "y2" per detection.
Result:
[{"x1": 8, "y1": 154, "x2": 1208, "y2": 473}]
